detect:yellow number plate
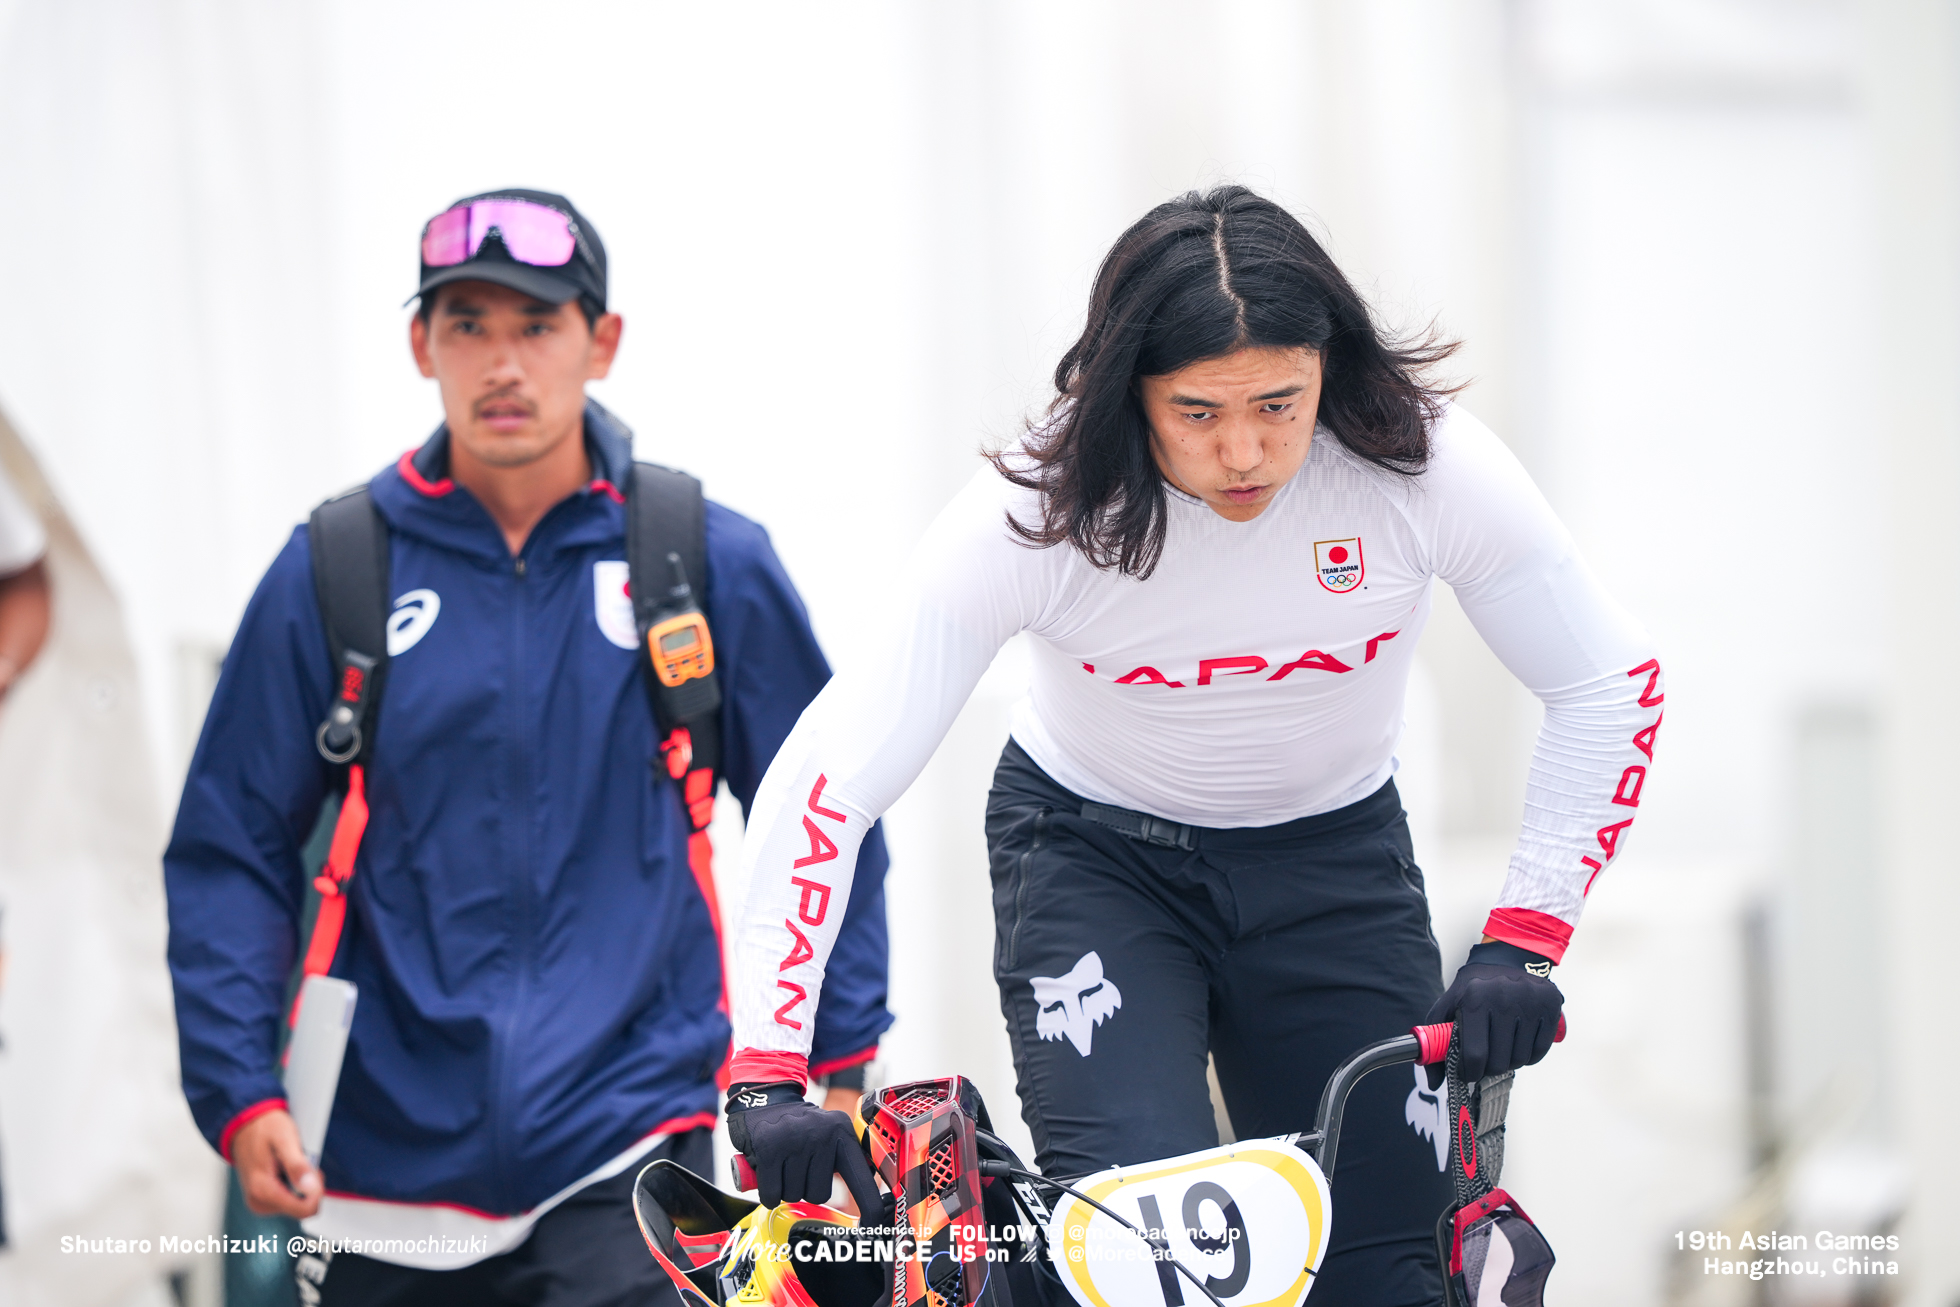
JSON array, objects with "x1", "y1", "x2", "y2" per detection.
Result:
[{"x1": 1044, "y1": 1139, "x2": 1332, "y2": 1307}]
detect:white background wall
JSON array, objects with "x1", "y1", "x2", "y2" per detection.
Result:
[{"x1": 0, "y1": 2, "x2": 1953, "y2": 1304}]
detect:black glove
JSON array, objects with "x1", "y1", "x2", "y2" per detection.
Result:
[
  {"x1": 1423, "y1": 941, "x2": 1564, "y2": 1087},
  {"x1": 726, "y1": 1082, "x2": 883, "y2": 1216}
]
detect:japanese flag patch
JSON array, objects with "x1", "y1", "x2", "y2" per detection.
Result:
[
  {"x1": 1314, "y1": 537, "x2": 1364, "y2": 593},
  {"x1": 594, "y1": 561, "x2": 637, "y2": 649}
]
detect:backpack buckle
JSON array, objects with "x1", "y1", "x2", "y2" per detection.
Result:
[{"x1": 316, "y1": 650, "x2": 378, "y2": 764}]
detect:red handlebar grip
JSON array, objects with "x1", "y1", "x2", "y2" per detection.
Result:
[
  {"x1": 1412, "y1": 1014, "x2": 1568, "y2": 1065},
  {"x1": 1412, "y1": 1022, "x2": 1453, "y2": 1065},
  {"x1": 731, "y1": 1153, "x2": 758, "y2": 1193}
]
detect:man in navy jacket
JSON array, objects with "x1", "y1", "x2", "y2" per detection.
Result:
[{"x1": 164, "y1": 190, "x2": 891, "y2": 1305}]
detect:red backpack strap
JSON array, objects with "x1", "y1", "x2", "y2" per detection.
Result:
[
  {"x1": 291, "y1": 764, "x2": 371, "y2": 1024},
  {"x1": 665, "y1": 730, "x2": 723, "y2": 943},
  {"x1": 292, "y1": 486, "x2": 391, "y2": 1021}
]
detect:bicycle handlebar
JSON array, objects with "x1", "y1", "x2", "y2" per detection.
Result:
[
  {"x1": 1411, "y1": 1013, "x2": 1566, "y2": 1066},
  {"x1": 725, "y1": 1015, "x2": 1569, "y2": 1196},
  {"x1": 1303, "y1": 1014, "x2": 1568, "y2": 1178}
]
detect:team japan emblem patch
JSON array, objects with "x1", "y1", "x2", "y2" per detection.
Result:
[
  {"x1": 593, "y1": 561, "x2": 637, "y2": 649},
  {"x1": 1314, "y1": 537, "x2": 1364, "y2": 593}
]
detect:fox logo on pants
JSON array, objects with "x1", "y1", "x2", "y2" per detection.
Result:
[
  {"x1": 1032, "y1": 951, "x2": 1123, "y2": 1057},
  {"x1": 1405, "y1": 1066, "x2": 1449, "y2": 1171}
]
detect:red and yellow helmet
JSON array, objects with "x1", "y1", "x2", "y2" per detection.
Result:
[
  {"x1": 861, "y1": 1077, "x2": 992, "y2": 1307},
  {"x1": 633, "y1": 1077, "x2": 995, "y2": 1307},
  {"x1": 634, "y1": 1158, "x2": 882, "y2": 1307}
]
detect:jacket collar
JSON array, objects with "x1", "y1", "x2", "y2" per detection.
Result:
[{"x1": 371, "y1": 398, "x2": 635, "y2": 563}]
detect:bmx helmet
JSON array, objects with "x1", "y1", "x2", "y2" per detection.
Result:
[
  {"x1": 633, "y1": 1157, "x2": 886, "y2": 1307},
  {"x1": 633, "y1": 1076, "x2": 1000, "y2": 1307},
  {"x1": 861, "y1": 1076, "x2": 992, "y2": 1307},
  {"x1": 716, "y1": 1199, "x2": 883, "y2": 1307}
]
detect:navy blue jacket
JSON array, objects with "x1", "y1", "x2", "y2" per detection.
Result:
[{"x1": 164, "y1": 405, "x2": 891, "y2": 1215}]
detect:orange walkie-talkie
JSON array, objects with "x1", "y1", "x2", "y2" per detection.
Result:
[{"x1": 647, "y1": 552, "x2": 714, "y2": 688}]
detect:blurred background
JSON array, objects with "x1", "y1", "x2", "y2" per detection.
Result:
[{"x1": 0, "y1": 0, "x2": 1954, "y2": 1304}]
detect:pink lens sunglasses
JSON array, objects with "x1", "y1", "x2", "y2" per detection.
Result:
[{"x1": 420, "y1": 198, "x2": 581, "y2": 268}]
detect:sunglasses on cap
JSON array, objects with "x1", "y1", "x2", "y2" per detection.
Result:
[{"x1": 420, "y1": 198, "x2": 587, "y2": 269}]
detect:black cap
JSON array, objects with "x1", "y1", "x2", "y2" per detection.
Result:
[{"x1": 412, "y1": 187, "x2": 607, "y2": 311}]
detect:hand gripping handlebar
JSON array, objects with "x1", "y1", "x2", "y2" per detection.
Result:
[{"x1": 1298, "y1": 1015, "x2": 1565, "y2": 1178}]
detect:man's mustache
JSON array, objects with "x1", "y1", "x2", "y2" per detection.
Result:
[{"x1": 472, "y1": 391, "x2": 537, "y2": 419}]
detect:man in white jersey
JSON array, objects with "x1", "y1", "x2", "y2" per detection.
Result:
[{"x1": 722, "y1": 188, "x2": 1662, "y2": 1305}]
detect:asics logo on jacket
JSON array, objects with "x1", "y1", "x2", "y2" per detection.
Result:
[{"x1": 386, "y1": 588, "x2": 441, "y2": 655}]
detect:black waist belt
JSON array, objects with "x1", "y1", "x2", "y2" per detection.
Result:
[{"x1": 1080, "y1": 801, "x2": 1196, "y2": 850}]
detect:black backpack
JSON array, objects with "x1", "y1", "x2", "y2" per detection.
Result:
[{"x1": 289, "y1": 459, "x2": 724, "y2": 999}]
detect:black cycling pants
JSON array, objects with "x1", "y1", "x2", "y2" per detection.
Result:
[
  {"x1": 986, "y1": 741, "x2": 1452, "y2": 1307},
  {"x1": 300, "y1": 1129, "x2": 712, "y2": 1307}
]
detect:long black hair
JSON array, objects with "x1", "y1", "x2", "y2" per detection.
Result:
[{"x1": 990, "y1": 185, "x2": 1460, "y2": 579}]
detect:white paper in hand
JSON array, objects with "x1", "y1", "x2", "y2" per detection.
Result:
[{"x1": 285, "y1": 975, "x2": 357, "y2": 1166}]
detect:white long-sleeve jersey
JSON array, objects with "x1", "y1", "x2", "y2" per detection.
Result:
[{"x1": 729, "y1": 403, "x2": 1662, "y2": 1087}]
